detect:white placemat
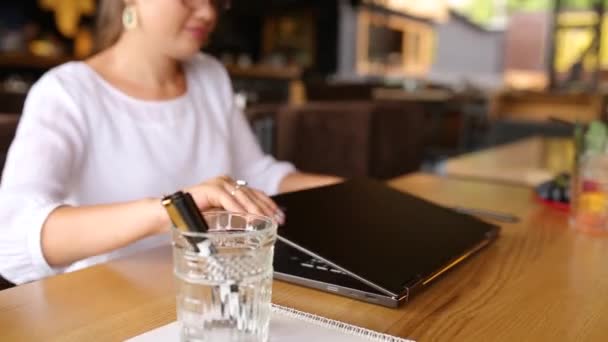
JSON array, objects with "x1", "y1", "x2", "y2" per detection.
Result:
[{"x1": 127, "y1": 304, "x2": 414, "y2": 342}]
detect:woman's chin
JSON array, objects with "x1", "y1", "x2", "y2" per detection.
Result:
[{"x1": 171, "y1": 44, "x2": 205, "y2": 60}]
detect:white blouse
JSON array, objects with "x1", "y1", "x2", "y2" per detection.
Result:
[{"x1": 0, "y1": 53, "x2": 295, "y2": 284}]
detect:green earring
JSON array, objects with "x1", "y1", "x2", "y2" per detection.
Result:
[{"x1": 122, "y1": 5, "x2": 138, "y2": 30}]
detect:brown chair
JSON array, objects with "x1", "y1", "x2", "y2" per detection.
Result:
[
  {"x1": 304, "y1": 82, "x2": 377, "y2": 102},
  {"x1": 276, "y1": 102, "x2": 373, "y2": 178},
  {"x1": 369, "y1": 101, "x2": 430, "y2": 179},
  {"x1": 0, "y1": 275, "x2": 15, "y2": 291},
  {"x1": 0, "y1": 92, "x2": 26, "y2": 114},
  {"x1": 0, "y1": 113, "x2": 20, "y2": 178},
  {"x1": 0, "y1": 114, "x2": 20, "y2": 291},
  {"x1": 275, "y1": 101, "x2": 431, "y2": 179}
]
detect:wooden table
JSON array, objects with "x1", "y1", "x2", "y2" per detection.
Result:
[
  {"x1": 1, "y1": 173, "x2": 607, "y2": 341},
  {"x1": 490, "y1": 90, "x2": 606, "y2": 123},
  {"x1": 442, "y1": 136, "x2": 575, "y2": 187}
]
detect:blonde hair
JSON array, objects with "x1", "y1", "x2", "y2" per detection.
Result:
[{"x1": 95, "y1": 0, "x2": 125, "y2": 52}]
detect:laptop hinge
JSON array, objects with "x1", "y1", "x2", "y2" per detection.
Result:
[{"x1": 277, "y1": 236, "x2": 399, "y2": 298}]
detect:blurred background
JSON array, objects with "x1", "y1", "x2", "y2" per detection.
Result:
[{"x1": 0, "y1": 0, "x2": 604, "y2": 180}]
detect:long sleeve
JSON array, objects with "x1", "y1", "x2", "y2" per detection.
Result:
[
  {"x1": 0, "y1": 74, "x2": 87, "y2": 284},
  {"x1": 228, "y1": 103, "x2": 295, "y2": 195},
  {"x1": 185, "y1": 54, "x2": 295, "y2": 196},
  {"x1": 0, "y1": 54, "x2": 295, "y2": 285}
]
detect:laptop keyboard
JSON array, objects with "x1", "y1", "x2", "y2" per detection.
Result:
[{"x1": 290, "y1": 255, "x2": 348, "y2": 275}]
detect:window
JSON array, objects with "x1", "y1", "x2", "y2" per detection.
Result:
[{"x1": 357, "y1": 10, "x2": 434, "y2": 77}]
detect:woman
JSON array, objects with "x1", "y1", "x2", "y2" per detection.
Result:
[{"x1": 0, "y1": 0, "x2": 339, "y2": 285}]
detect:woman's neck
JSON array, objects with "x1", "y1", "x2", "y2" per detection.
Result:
[{"x1": 87, "y1": 34, "x2": 187, "y2": 101}]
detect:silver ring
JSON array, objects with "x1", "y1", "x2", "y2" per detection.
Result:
[{"x1": 230, "y1": 179, "x2": 248, "y2": 196}]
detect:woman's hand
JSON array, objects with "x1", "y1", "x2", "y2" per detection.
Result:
[{"x1": 186, "y1": 176, "x2": 285, "y2": 224}]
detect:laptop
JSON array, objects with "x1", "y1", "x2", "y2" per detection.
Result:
[{"x1": 271, "y1": 179, "x2": 500, "y2": 308}]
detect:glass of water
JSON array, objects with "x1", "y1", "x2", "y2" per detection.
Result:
[{"x1": 172, "y1": 211, "x2": 277, "y2": 342}]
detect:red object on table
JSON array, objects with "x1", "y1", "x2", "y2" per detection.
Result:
[{"x1": 534, "y1": 193, "x2": 570, "y2": 212}]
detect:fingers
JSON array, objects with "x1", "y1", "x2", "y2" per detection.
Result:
[
  {"x1": 231, "y1": 188, "x2": 264, "y2": 215},
  {"x1": 242, "y1": 189, "x2": 278, "y2": 220},
  {"x1": 189, "y1": 176, "x2": 285, "y2": 224},
  {"x1": 250, "y1": 189, "x2": 285, "y2": 223},
  {"x1": 221, "y1": 180, "x2": 285, "y2": 224},
  {"x1": 238, "y1": 188, "x2": 285, "y2": 224},
  {"x1": 251, "y1": 189, "x2": 280, "y2": 213},
  {"x1": 199, "y1": 184, "x2": 247, "y2": 214},
  {"x1": 222, "y1": 182, "x2": 268, "y2": 216}
]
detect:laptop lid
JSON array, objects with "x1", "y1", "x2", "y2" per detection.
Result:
[{"x1": 272, "y1": 179, "x2": 499, "y2": 297}]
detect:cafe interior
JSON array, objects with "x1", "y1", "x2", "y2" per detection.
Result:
[{"x1": 1, "y1": 0, "x2": 607, "y2": 341}]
